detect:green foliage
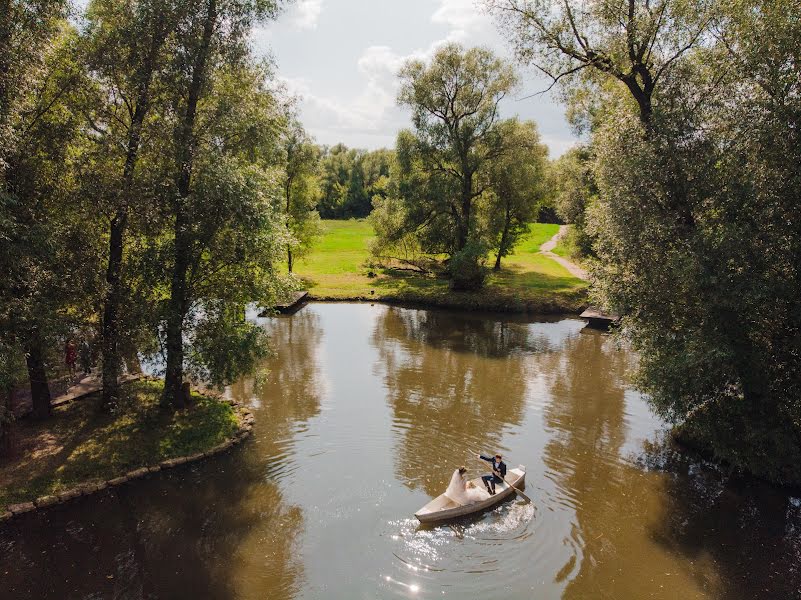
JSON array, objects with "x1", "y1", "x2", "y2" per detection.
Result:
[
  {"x1": 0, "y1": 22, "x2": 100, "y2": 416},
  {"x1": 281, "y1": 119, "x2": 322, "y2": 270},
  {"x1": 316, "y1": 144, "x2": 393, "y2": 218},
  {"x1": 550, "y1": 146, "x2": 597, "y2": 259},
  {"x1": 496, "y1": 0, "x2": 801, "y2": 484},
  {"x1": 186, "y1": 304, "x2": 270, "y2": 388},
  {"x1": 484, "y1": 119, "x2": 549, "y2": 269},
  {"x1": 0, "y1": 0, "x2": 68, "y2": 171},
  {"x1": 449, "y1": 241, "x2": 489, "y2": 291},
  {"x1": 0, "y1": 0, "x2": 300, "y2": 414},
  {"x1": 375, "y1": 43, "x2": 521, "y2": 288}
]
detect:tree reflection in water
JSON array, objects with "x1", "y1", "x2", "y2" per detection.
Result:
[
  {"x1": 0, "y1": 449, "x2": 303, "y2": 599},
  {"x1": 541, "y1": 329, "x2": 801, "y2": 599},
  {"x1": 0, "y1": 311, "x2": 330, "y2": 600},
  {"x1": 370, "y1": 307, "x2": 555, "y2": 497},
  {"x1": 229, "y1": 309, "x2": 324, "y2": 471}
]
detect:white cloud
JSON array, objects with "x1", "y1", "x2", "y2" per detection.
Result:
[
  {"x1": 267, "y1": 0, "x2": 574, "y2": 155},
  {"x1": 288, "y1": 0, "x2": 323, "y2": 30},
  {"x1": 320, "y1": 1, "x2": 494, "y2": 145},
  {"x1": 431, "y1": 0, "x2": 489, "y2": 42}
]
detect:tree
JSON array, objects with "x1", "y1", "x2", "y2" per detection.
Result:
[
  {"x1": 161, "y1": 8, "x2": 287, "y2": 409},
  {"x1": 551, "y1": 146, "x2": 597, "y2": 259},
  {"x1": 315, "y1": 145, "x2": 392, "y2": 218},
  {"x1": 394, "y1": 43, "x2": 518, "y2": 289},
  {"x1": 492, "y1": 0, "x2": 801, "y2": 484},
  {"x1": 281, "y1": 121, "x2": 320, "y2": 273},
  {"x1": 0, "y1": 0, "x2": 68, "y2": 172},
  {"x1": 485, "y1": 0, "x2": 714, "y2": 129},
  {"x1": 82, "y1": 0, "x2": 180, "y2": 409},
  {"x1": 485, "y1": 119, "x2": 548, "y2": 270},
  {"x1": 0, "y1": 342, "x2": 25, "y2": 454},
  {"x1": 0, "y1": 0, "x2": 70, "y2": 420},
  {"x1": 0, "y1": 24, "x2": 92, "y2": 420}
]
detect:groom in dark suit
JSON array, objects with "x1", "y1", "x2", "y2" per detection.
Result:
[{"x1": 478, "y1": 453, "x2": 506, "y2": 495}]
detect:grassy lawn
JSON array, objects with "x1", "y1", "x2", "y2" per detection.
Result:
[
  {"x1": 0, "y1": 380, "x2": 240, "y2": 507},
  {"x1": 294, "y1": 220, "x2": 588, "y2": 312}
]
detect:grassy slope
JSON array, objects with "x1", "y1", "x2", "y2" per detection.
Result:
[
  {"x1": 0, "y1": 380, "x2": 240, "y2": 506},
  {"x1": 294, "y1": 220, "x2": 587, "y2": 313}
]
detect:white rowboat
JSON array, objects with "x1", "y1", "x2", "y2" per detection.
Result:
[{"x1": 414, "y1": 466, "x2": 526, "y2": 524}]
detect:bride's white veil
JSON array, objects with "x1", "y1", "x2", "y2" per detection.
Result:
[{"x1": 445, "y1": 469, "x2": 466, "y2": 503}]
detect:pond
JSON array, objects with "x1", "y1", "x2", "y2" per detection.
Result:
[{"x1": 1, "y1": 303, "x2": 800, "y2": 599}]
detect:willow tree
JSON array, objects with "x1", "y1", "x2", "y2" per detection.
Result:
[
  {"x1": 0, "y1": 23, "x2": 95, "y2": 420},
  {"x1": 394, "y1": 43, "x2": 517, "y2": 289},
  {"x1": 491, "y1": 0, "x2": 801, "y2": 484},
  {"x1": 550, "y1": 146, "x2": 598, "y2": 260},
  {"x1": 82, "y1": 0, "x2": 180, "y2": 409},
  {"x1": 0, "y1": 0, "x2": 70, "y2": 420},
  {"x1": 0, "y1": 0, "x2": 68, "y2": 171},
  {"x1": 484, "y1": 119, "x2": 548, "y2": 270},
  {"x1": 160, "y1": 0, "x2": 286, "y2": 408},
  {"x1": 485, "y1": 0, "x2": 713, "y2": 129}
]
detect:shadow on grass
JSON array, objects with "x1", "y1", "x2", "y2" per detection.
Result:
[
  {"x1": 0, "y1": 380, "x2": 238, "y2": 506},
  {"x1": 488, "y1": 263, "x2": 587, "y2": 293}
]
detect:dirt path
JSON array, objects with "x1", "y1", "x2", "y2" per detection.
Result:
[
  {"x1": 540, "y1": 225, "x2": 589, "y2": 281},
  {"x1": 12, "y1": 372, "x2": 141, "y2": 418}
]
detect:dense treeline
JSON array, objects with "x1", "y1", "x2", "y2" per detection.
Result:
[
  {"x1": 0, "y1": 0, "x2": 314, "y2": 444},
  {"x1": 487, "y1": 0, "x2": 801, "y2": 484},
  {"x1": 316, "y1": 144, "x2": 393, "y2": 219}
]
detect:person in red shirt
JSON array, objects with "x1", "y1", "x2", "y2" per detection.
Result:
[{"x1": 64, "y1": 338, "x2": 77, "y2": 377}]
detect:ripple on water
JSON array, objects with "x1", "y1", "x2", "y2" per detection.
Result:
[{"x1": 380, "y1": 499, "x2": 538, "y2": 598}]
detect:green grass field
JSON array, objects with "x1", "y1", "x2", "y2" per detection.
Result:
[{"x1": 294, "y1": 220, "x2": 588, "y2": 313}]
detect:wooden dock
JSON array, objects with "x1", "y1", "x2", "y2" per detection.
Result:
[
  {"x1": 260, "y1": 290, "x2": 308, "y2": 316},
  {"x1": 580, "y1": 307, "x2": 620, "y2": 330}
]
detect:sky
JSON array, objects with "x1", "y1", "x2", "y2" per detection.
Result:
[{"x1": 252, "y1": 0, "x2": 578, "y2": 157}]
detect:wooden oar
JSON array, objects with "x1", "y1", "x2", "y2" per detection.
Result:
[{"x1": 473, "y1": 455, "x2": 532, "y2": 504}]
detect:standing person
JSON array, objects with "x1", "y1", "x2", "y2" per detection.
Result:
[
  {"x1": 79, "y1": 338, "x2": 92, "y2": 376},
  {"x1": 64, "y1": 338, "x2": 77, "y2": 378},
  {"x1": 478, "y1": 453, "x2": 507, "y2": 495}
]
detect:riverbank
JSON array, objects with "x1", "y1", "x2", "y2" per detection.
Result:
[
  {"x1": 295, "y1": 220, "x2": 589, "y2": 313},
  {"x1": 0, "y1": 379, "x2": 253, "y2": 517}
]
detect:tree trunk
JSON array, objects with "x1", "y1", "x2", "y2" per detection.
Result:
[
  {"x1": 122, "y1": 344, "x2": 143, "y2": 375},
  {"x1": 101, "y1": 210, "x2": 126, "y2": 408},
  {"x1": 494, "y1": 204, "x2": 511, "y2": 271},
  {"x1": 286, "y1": 180, "x2": 293, "y2": 273},
  {"x1": 25, "y1": 335, "x2": 50, "y2": 420},
  {"x1": 0, "y1": 382, "x2": 13, "y2": 455},
  {"x1": 163, "y1": 209, "x2": 190, "y2": 409},
  {"x1": 457, "y1": 172, "x2": 473, "y2": 251},
  {"x1": 162, "y1": 0, "x2": 217, "y2": 409},
  {"x1": 101, "y1": 23, "x2": 166, "y2": 410}
]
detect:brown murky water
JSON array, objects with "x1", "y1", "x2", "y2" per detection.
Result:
[{"x1": 1, "y1": 303, "x2": 800, "y2": 599}]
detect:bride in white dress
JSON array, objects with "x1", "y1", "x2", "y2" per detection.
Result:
[{"x1": 445, "y1": 467, "x2": 490, "y2": 505}]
